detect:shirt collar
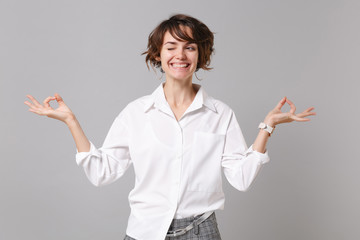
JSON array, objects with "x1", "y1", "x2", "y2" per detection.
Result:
[{"x1": 143, "y1": 81, "x2": 217, "y2": 114}]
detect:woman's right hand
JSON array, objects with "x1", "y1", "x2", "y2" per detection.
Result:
[{"x1": 24, "y1": 93, "x2": 75, "y2": 124}]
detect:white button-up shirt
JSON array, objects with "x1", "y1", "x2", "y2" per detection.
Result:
[{"x1": 75, "y1": 81, "x2": 270, "y2": 240}]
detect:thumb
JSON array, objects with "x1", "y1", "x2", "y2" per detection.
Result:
[{"x1": 54, "y1": 93, "x2": 65, "y2": 104}]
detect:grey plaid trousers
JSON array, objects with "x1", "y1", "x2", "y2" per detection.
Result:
[{"x1": 124, "y1": 212, "x2": 222, "y2": 240}]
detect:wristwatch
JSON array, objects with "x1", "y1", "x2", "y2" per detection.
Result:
[{"x1": 258, "y1": 122, "x2": 275, "y2": 136}]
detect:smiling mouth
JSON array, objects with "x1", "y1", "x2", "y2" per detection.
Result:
[{"x1": 170, "y1": 63, "x2": 190, "y2": 68}]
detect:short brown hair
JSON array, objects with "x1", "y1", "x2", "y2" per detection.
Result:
[{"x1": 142, "y1": 14, "x2": 214, "y2": 71}]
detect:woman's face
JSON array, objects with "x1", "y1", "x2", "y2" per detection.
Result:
[{"x1": 158, "y1": 26, "x2": 198, "y2": 83}]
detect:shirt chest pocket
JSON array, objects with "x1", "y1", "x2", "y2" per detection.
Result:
[{"x1": 186, "y1": 131, "x2": 225, "y2": 193}]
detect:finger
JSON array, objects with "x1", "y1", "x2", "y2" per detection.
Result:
[
  {"x1": 24, "y1": 101, "x2": 39, "y2": 111},
  {"x1": 28, "y1": 108, "x2": 42, "y2": 115},
  {"x1": 292, "y1": 115, "x2": 311, "y2": 122},
  {"x1": 26, "y1": 95, "x2": 43, "y2": 107},
  {"x1": 298, "y1": 107, "x2": 316, "y2": 115},
  {"x1": 286, "y1": 98, "x2": 296, "y2": 114},
  {"x1": 54, "y1": 93, "x2": 65, "y2": 104},
  {"x1": 24, "y1": 100, "x2": 34, "y2": 108},
  {"x1": 297, "y1": 112, "x2": 316, "y2": 118},
  {"x1": 275, "y1": 97, "x2": 287, "y2": 110},
  {"x1": 304, "y1": 107, "x2": 315, "y2": 112},
  {"x1": 43, "y1": 96, "x2": 56, "y2": 108}
]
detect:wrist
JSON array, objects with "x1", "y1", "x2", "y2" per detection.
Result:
[
  {"x1": 263, "y1": 117, "x2": 276, "y2": 128},
  {"x1": 258, "y1": 121, "x2": 275, "y2": 136},
  {"x1": 64, "y1": 113, "x2": 77, "y2": 126}
]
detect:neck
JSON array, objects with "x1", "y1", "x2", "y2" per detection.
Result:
[{"x1": 163, "y1": 77, "x2": 197, "y2": 107}]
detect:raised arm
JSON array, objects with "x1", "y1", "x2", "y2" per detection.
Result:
[
  {"x1": 252, "y1": 96, "x2": 316, "y2": 153},
  {"x1": 24, "y1": 93, "x2": 90, "y2": 152}
]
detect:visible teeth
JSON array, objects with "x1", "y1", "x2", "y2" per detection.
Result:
[{"x1": 172, "y1": 64, "x2": 188, "y2": 68}]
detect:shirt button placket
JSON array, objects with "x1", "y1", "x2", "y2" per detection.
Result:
[{"x1": 174, "y1": 123, "x2": 183, "y2": 205}]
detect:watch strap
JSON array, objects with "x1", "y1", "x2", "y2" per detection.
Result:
[{"x1": 258, "y1": 122, "x2": 275, "y2": 136}]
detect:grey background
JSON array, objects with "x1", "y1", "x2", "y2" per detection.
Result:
[{"x1": 1, "y1": 0, "x2": 359, "y2": 239}]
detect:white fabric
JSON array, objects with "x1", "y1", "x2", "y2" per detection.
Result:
[{"x1": 75, "y1": 81, "x2": 270, "y2": 240}]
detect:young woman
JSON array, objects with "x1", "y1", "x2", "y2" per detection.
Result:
[{"x1": 24, "y1": 14, "x2": 316, "y2": 240}]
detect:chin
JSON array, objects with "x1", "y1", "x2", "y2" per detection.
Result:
[
  {"x1": 166, "y1": 70, "x2": 196, "y2": 81},
  {"x1": 167, "y1": 73, "x2": 194, "y2": 82}
]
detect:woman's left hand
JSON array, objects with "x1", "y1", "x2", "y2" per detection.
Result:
[{"x1": 264, "y1": 97, "x2": 316, "y2": 127}]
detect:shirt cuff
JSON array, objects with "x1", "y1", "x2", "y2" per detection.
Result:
[
  {"x1": 246, "y1": 144, "x2": 270, "y2": 164},
  {"x1": 75, "y1": 141, "x2": 101, "y2": 165}
]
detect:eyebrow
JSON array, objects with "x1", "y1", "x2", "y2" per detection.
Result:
[
  {"x1": 164, "y1": 41, "x2": 177, "y2": 45},
  {"x1": 164, "y1": 41, "x2": 196, "y2": 45}
]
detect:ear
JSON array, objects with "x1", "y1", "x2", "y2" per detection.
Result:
[{"x1": 155, "y1": 56, "x2": 161, "y2": 62}]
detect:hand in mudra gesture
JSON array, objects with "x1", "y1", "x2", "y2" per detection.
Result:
[
  {"x1": 265, "y1": 97, "x2": 316, "y2": 126},
  {"x1": 24, "y1": 93, "x2": 74, "y2": 123}
]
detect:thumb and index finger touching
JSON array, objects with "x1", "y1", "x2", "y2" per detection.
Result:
[
  {"x1": 274, "y1": 96, "x2": 316, "y2": 116},
  {"x1": 42, "y1": 93, "x2": 67, "y2": 109},
  {"x1": 275, "y1": 97, "x2": 308, "y2": 113},
  {"x1": 43, "y1": 96, "x2": 56, "y2": 108},
  {"x1": 275, "y1": 97, "x2": 287, "y2": 111},
  {"x1": 276, "y1": 96, "x2": 316, "y2": 118},
  {"x1": 25, "y1": 93, "x2": 66, "y2": 108},
  {"x1": 54, "y1": 93, "x2": 66, "y2": 105}
]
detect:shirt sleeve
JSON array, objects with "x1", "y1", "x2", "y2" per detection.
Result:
[
  {"x1": 75, "y1": 114, "x2": 132, "y2": 187},
  {"x1": 221, "y1": 111, "x2": 270, "y2": 192}
]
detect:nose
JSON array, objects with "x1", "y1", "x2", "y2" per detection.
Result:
[{"x1": 175, "y1": 48, "x2": 186, "y2": 60}]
